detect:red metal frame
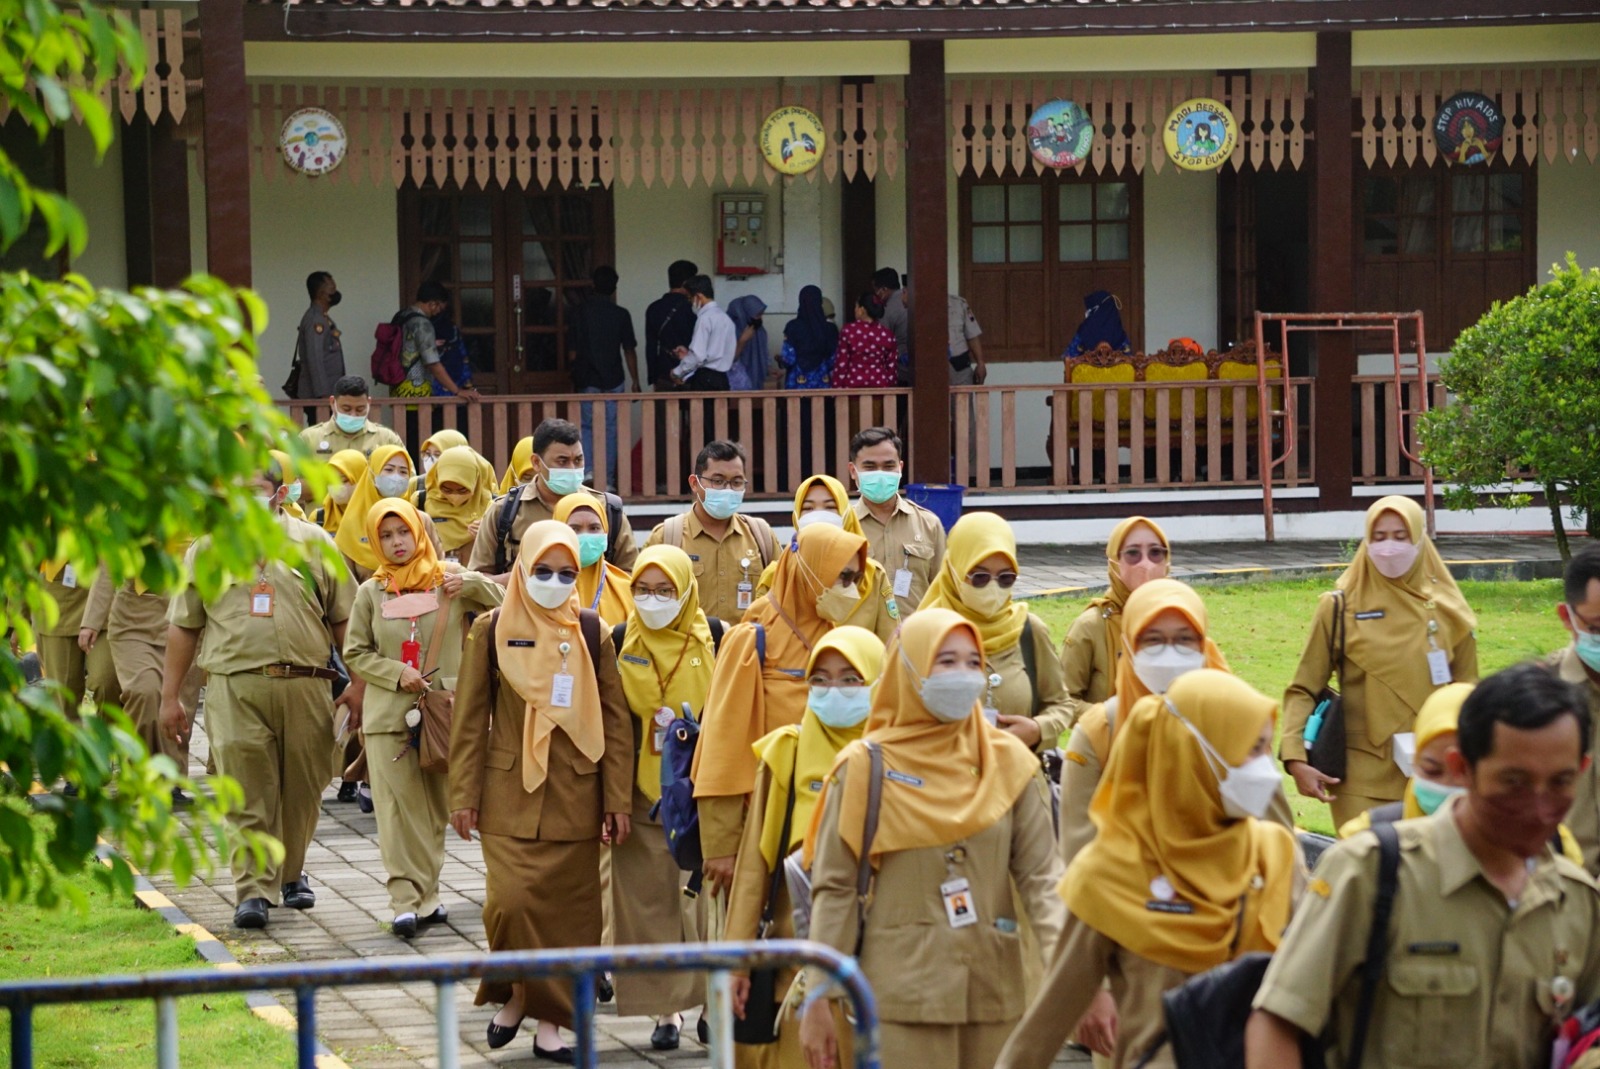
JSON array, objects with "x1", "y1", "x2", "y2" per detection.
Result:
[{"x1": 1254, "y1": 311, "x2": 1434, "y2": 542}]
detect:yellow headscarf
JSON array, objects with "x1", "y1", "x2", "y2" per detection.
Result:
[
  {"x1": 916, "y1": 511, "x2": 1029, "y2": 655},
  {"x1": 423, "y1": 445, "x2": 496, "y2": 553},
  {"x1": 618, "y1": 546, "x2": 718, "y2": 801},
  {"x1": 268, "y1": 449, "x2": 307, "y2": 521},
  {"x1": 1336, "y1": 496, "x2": 1479, "y2": 743},
  {"x1": 754, "y1": 626, "x2": 886, "y2": 869},
  {"x1": 1400, "y1": 681, "x2": 1473, "y2": 819},
  {"x1": 498, "y1": 436, "x2": 535, "y2": 494},
  {"x1": 552, "y1": 493, "x2": 634, "y2": 628},
  {"x1": 692, "y1": 523, "x2": 868, "y2": 800},
  {"x1": 495, "y1": 521, "x2": 607, "y2": 793},
  {"x1": 422, "y1": 429, "x2": 469, "y2": 459},
  {"x1": 335, "y1": 445, "x2": 414, "y2": 573},
  {"x1": 1089, "y1": 516, "x2": 1171, "y2": 613},
  {"x1": 756, "y1": 474, "x2": 883, "y2": 597},
  {"x1": 322, "y1": 449, "x2": 369, "y2": 533},
  {"x1": 1062, "y1": 669, "x2": 1297, "y2": 974},
  {"x1": 813, "y1": 609, "x2": 1040, "y2": 866},
  {"x1": 365, "y1": 498, "x2": 446, "y2": 594}
]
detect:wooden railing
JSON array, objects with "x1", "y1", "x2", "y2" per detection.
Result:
[{"x1": 1353, "y1": 374, "x2": 1448, "y2": 485}]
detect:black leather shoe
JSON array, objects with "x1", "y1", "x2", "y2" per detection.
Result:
[
  {"x1": 282, "y1": 876, "x2": 315, "y2": 910},
  {"x1": 697, "y1": 1014, "x2": 710, "y2": 1044},
  {"x1": 533, "y1": 1043, "x2": 574, "y2": 1064},
  {"x1": 170, "y1": 787, "x2": 193, "y2": 808},
  {"x1": 392, "y1": 914, "x2": 417, "y2": 940},
  {"x1": 650, "y1": 1023, "x2": 681, "y2": 1051},
  {"x1": 486, "y1": 1017, "x2": 522, "y2": 1050},
  {"x1": 335, "y1": 781, "x2": 358, "y2": 803},
  {"x1": 596, "y1": 974, "x2": 614, "y2": 1004},
  {"x1": 233, "y1": 898, "x2": 270, "y2": 929},
  {"x1": 419, "y1": 906, "x2": 448, "y2": 927},
  {"x1": 357, "y1": 783, "x2": 373, "y2": 814}
]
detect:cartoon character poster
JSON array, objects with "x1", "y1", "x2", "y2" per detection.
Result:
[
  {"x1": 1027, "y1": 100, "x2": 1095, "y2": 170},
  {"x1": 760, "y1": 106, "x2": 827, "y2": 176},
  {"x1": 1433, "y1": 92, "x2": 1504, "y2": 166},
  {"x1": 1162, "y1": 98, "x2": 1238, "y2": 172}
]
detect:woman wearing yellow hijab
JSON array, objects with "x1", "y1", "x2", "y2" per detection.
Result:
[
  {"x1": 995, "y1": 670, "x2": 1299, "y2": 1069},
  {"x1": 1058, "y1": 517, "x2": 1172, "y2": 727},
  {"x1": 448, "y1": 521, "x2": 633, "y2": 1060},
  {"x1": 1283, "y1": 495, "x2": 1479, "y2": 826},
  {"x1": 421, "y1": 445, "x2": 496, "y2": 560},
  {"x1": 755, "y1": 476, "x2": 900, "y2": 642},
  {"x1": 343, "y1": 499, "x2": 502, "y2": 940},
  {"x1": 800, "y1": 610, "x2": 1062, "y2": 1069},
  {"x1": 918, "y1": 512, "x2": 1071, "y2": 754},
  {"x1": 498, "y1": 435, "x2": 536, "y2": 494},
  {"x1": 608, "y1": 545, "x2": 719, "y2": 1047},
  {"x1": 268, "y1": 449, "x2": 310, "y2": 521},
  {"x1": 553, "y1": 493, "x2": 634, "y2": 627},
  {"x1": 335, "y1": 445, "x2": 416, "y2": 577},
  {"x1": 318, "y1": 448, "x2": 369, "y2": 533}
]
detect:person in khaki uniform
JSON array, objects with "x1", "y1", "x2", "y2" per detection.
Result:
[
  {"x1": 1282, "y1": 496, "x2": 1479, "y2": 828},
  {"x1": 161, "y1": 465, "x2": 357, "y2": 929},
  {"x1": 799, "y1": 610, "x2": 1064, "y2": 1069},
  {"x1": 343, "y1": 499, "x2": 502, "y2": 938},
  {"x1": 997, "y1": 670, "x2": 1299, "y2": 1069},
  {"x1": 1549, "y1": 543, "x2": 1600, "y2": 873},
  {"x1": 35, "y1": 563, "x2": 118, "y2": 723},
  {"x1": 448, "y1": 521, "x2": 633, "y2": 1062},
  {"x1": 645, "y1": 440, "x2": 776, "y2": 624},
  {"x1": 917, "y1": 512, "x2": 1072, "y2": 754},
  {"x1": 847, "y1": 427, "x2": 946, "y2": 619},
  {"x1": 1057, "y1": 516, "x2": 1172, "y2": 730},
  {"x1": 1247, "y1": 663, "x2": 1600, "y2": 1069},
  {"x1": 467, "y1": 419, "x2": 637, "y2": 580},
  {"x1": 299, "y1": 374, "x2": 405, "y2": 458}
]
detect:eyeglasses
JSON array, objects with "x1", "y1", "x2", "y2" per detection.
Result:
[
  {"x1": 532, "y1": 566, "x2": 579, "y2": 584},
  {"x1": 966, "y1": 570, "x2": 1018, "y2": 589},
  {"x1": 632, "y1": 585, "x2": 678, "y2": 599},
  {"x1": 1121, "y1": 545, "x2": 1168, "y2": 565},
  {"x1": 1135, "y1": 635, "x2": 1203, "y2": 653},
  {"x1": 808, "y1": 677, "x2": 866, "y2": 689},
  {"x1": 699, "y1": 476, "x2": 748, "y2": 491}
]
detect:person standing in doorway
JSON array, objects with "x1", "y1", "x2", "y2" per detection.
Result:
[
  {"x1": 294, "y1": 271, "x2": 345, "y2": 402},
  {"x1": 645, "y1": 260, "x2": 698, "y2": 391},
  {"x1": 567, "y1": 266, "x2": 637, "y2": 491},
  {"x1": 671, "y1": 276, "x2": 738, "y2": 391}
]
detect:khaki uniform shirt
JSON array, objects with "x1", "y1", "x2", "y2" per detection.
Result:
[
  {"x1": 300, "y1": 417, "x2": 404, "y2": 459},
  {"x1": 644, "y1": 509, "x2": 773, "y2": 624},
  {"x1": 852, "y1": 496, "x2": 946, "y2": 619},
  {"x1": 1254, "y1": 800, "x2": 1600, "y2": 1069},
  {"x1": 1059, "y1": 604, "x2": 1118, "y2": 728},
  {"x1": 85, "y1": 574, "x2": 169, "y2": 645},
  {"x1": 1550, "y1": 646, "x2": 1600, "y2": 874},
  {"x1": 465, "y1": 479, "x2": 638, "y2": 576},
  {"x1": 36, "y1": 571, "x2": 95, "y2": 637},
  {"x1": 948, "y1": 294, "x2": 983, "y2": 358},
  {"x1": 342, "y1": 573, "x2": 504, "y2": 734},
  {"x1": 985, "y1": 614, "x2": 1073, "y2": 752},
  {"x1": 168, "y1": 515, "x2": 356, "y2": 675}
]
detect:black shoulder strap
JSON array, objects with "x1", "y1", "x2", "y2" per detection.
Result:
[
  {"x1": 752, "y1": 622, "x2": 766, "y2": 668},
  {"x1": 580, "y1": 608, "x2": 602, "y2": 671},
  {"x1": 612, "y1": 621, "x2": 628, "y2": 653},
  {"x1": 603, "y1": 492, "x2": 625, "y2": 559},
  {"x1": 1019, "y1": 615, "x2": 1040, "y2": 716},
  {"x1": 1330, "y1": 590, "x2": 1347, "y2": 691},
  {"x1": 486, "y1": 608, "x2": 501, "y2": 704},
  {"x1": 494, "y1": 484, "x2": 527, "y2": 574},
  {"x1": 855, "y1": 741, "x2": 885, "y2": 957},
  {"x1": 415, "y1": 487, "x2": 427, "y2": 510},
  {"x1": 708, "y1": 616, "x2": 725, "y2": 655},
  {"x1": 1346, "y1": 823, "x2": 1401, "y2": 1069},
  {"x1": 760, "y1": 769, "x2": 799, "y2": 936}
]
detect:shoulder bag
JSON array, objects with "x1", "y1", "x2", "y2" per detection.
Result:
[
  {"x1": 1306, "y1": 590, "x2": 1349, "y2": 781},
  {"x1": 415, "y1": 586, "x2": 456, "y2": 775}
]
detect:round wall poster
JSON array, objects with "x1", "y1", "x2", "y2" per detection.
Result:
[
  {"x1": 280, "y1": 108, "x2": 348, "y2": 177},
  {"x1": 760, "y1": 106, "x2": 827, "y2": 176},
  {"x1": 1163, "y1": 98, "x2": 1238, "y2": 172},
  {"x1": 1026, "y1": 99, "x2": 1095, "y2": 169},
  {"x1": 1434, "y1": 92, "x2": 1504, "y2": 166}
]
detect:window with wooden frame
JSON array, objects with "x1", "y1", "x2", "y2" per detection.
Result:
[
  {"x1": 960, "y1": 172, "x2": 1142, "y2": 362},
  {"x1": 1356, "y1": 163, "x2": 1535, "y2": 350}
]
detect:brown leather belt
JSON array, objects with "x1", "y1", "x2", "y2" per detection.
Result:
[{"x1": 255, "y1": 663, "x2": 341, "y2": 681}]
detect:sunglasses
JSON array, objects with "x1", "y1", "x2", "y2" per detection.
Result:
[
  {"x1": 532, "y1": 566, "x2": 580, "y2": 584},
  {"x1": 1121, "y1": 545, "x2": 1169, "y2": 565},
  {"x1": 966, "y1": 570, "x2": 1019, "y2": 589}
]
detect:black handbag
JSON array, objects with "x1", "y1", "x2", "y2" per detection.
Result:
[
  {"x1": 1307, "y1": 590, "x2": 1348, "y2": 781},
  {"x1": 734, "y1": 770, "x2": 796, "y2": 1046}
]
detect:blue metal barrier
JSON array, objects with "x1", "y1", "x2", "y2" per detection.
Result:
[{"x1": 0, "y1": 939, "x2": 879, "y2": 1069}]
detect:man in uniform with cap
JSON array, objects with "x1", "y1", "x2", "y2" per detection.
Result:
[{"x1": 161, "y1": 459, "x2": 357, "y2": 929}]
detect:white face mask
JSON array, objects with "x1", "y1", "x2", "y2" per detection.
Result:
[
  {"x1": 524, "y1": 574, "x2": 574, "y2": 610},
  {"x1": 1367, "y1": 539, "x2": 1419, "y2": 580},
  {"x1": 1132, "y1": 645, "x2": 1208, "y2": 695},
  {"x1": 797, "y1": 510, "x2": 845, "y2": 531},
  {"x1": 809, "y1": 685, "x2": 872, "y2": 728},
  {"x1": 375, "y1": 473, "x2": 410, "y2": 498},
  {"x1": 1391, "y1": 732, "x2": 1417, "y2": 778},
  {"x1": 1167, "y1": 699, "x2": 1280, "y2": 820},
  {"x1": 421, "y1": 453, "x2": 438, "y2": 474},
  {"x1": 919, "y1": 668, "x2": 987, "y2": 722},
  {"x1": 635, "y1": 593, "x2": 683, "y2": 630}
]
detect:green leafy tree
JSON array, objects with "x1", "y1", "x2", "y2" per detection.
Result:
[
  {"x1": 1419, "y1": 255, "x2": 1600, "y2": 561},
  {"x1": 2, "y1": 0, "x2": 331, "y2": 909}
]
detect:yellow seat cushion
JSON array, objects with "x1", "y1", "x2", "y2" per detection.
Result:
[
  {"x1": 1069, "y1": 362, "x2": 1136, "y2": 422},
  {"x1": 1218, "y1": 360, "x2": 1281, "y2": 419},
  {"x1": 1142, "y1": 361, "x2": 1209, "y2": 422}
]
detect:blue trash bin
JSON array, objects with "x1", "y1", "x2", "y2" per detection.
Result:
[{"x1": 906, "y1": 483, "x2": 966, "y2": 532}]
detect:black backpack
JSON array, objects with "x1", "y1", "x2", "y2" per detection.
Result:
[{"x1": 493, "y1": 483, "x2": 627, "y2": 574}]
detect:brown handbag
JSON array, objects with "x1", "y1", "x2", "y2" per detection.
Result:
[{"x1": 414, "y1": 587, "x2": 455, "y2": 775}]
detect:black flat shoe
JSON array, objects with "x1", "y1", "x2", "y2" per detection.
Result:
[
  {"x1": 533, "y1": 1043, "x2": 574, "y2": 1064},
  {"x1": 357, "y1": 783, "x2": 374, "y2": 814},
  {"x1": 281, "y1": 876, "x2": 316, "y2": 910},
  {"x1": 335, "y1": 781, "x2": 358, "y2": 803},
  {"x1": 697, "y1": 1014, "x2": 710, "y2": 1044},
  {"x1": 596, "y1": 974, "x2": 614, "y2": 1004},
  {"x1": 233, "y1": 897, "x2": 270, "y2": 929},
  {"x1": 392, "y1": 914, "x2": 417, "y2": 940},
  {"x1": 486, "y1": 1018, "x2": 522, "y2": 1050},
  {"x1": 419, "y1": 906, "x2": 448, "y2": 927},
  {"x1": 650, "y1": 1023, "x2": 681, "y2": 1051}
]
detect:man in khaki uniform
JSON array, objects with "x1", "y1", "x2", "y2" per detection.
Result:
[
  {"x1": 1550, "y1": 542, "x2": 1600, "y2": 873},
  {"x1": 847, "y1": 427, "x2": 946, "y2": 619},
  {"x1": 299, "y1": 374, "x2": 405, "y2": 458},
  {"x1": 35, "y1": 563, "x2": 118, "y2": 724},
  {"x1": 161, "y1": 464, "x2": 357, "y2": 929},
  {"x1": 466, "y1": 417, "x2": 637, "y2": 580},
  {"x1": 644, "y1": 439, "x2": 776, "y2": 623},
  {"x1": 1247, "y1": 663, "x2": 1600, "y2": 1069}
]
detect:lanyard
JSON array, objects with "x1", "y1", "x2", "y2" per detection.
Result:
[
  {"x1": 590, "y1": 567, "x2": 606, "y2": 612},
  {"x1": 650, "y1": 631, "x2": 697, "y2": 705}
]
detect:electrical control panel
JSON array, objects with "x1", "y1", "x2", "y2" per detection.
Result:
[{"x1": 715, "y1": 193, "x2": 769, "y2": 276}]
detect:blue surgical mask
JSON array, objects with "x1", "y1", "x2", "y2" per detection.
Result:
[
  {"x1": 1411, "y1": 776, "x2": 1466, "y2": 816},
  {"x1": 334, "y1": 412, "x2": 367, "y2": 434},
  {"x1": 857, "y1": 470, "x2": 901, "y2": 505},
  {"x1": 809, "y1": 685, "x2": 872, "y2": 729},
  {"x1": 285, "y1": 481, "x2": 303, "y2": 505},
  {"x1": 577, "y1": 533, "x2": 607, "y2": 568},
  {"x1": 543, "y1": 466, "x2": 584, "y2": 497},
  {"x1": 701, "y1": 488, "x2": 744, "y2": 520},
  {"x1": 1574, "y1": 624, "x2": 1600, "y2": 674}
]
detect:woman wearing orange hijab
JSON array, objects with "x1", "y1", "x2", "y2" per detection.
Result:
[
  {"x1": 994, "y1": 670, "x2": 1299, "y2": 1069},
  {"x1": 343, "y1": 499, "x2": 502, "y2": 940},
  {"x1": 799, "y1": 609, "x2": 1063, "y2": 1069},
  {"x1": 448, "y1": 521, "x2": 634, "y2": 1061}
]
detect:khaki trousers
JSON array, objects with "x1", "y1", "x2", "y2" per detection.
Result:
[
  {"x1": 365, "y1": 730, "x2": 449, "y2": 917},
  {"x1": 111, "y1": 631, "x2": 201, "y2": 770},
  {"x1": 36, "y1": 634, "x2": 117, "y2": 721},
  {"x1": 882, "y1": 1019, "x2": 1017, "y2": 1069},
  {"x1": 608, "y1": 799, "x2": 705, "y2": 1017},
  {"x1": 206, "y1": 673, "x2": 334, "y2": 904}
]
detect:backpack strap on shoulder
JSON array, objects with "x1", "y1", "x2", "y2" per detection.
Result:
[
  {"x1": 494, "y1": 483, "x2": 527, "y2": 574},
  {"x1": 748, "y1": 516, "x2": 777, "y2": 566},
  {"x1": 603, "y1": 492, "x2": 625, "y2": 560},
  {"x1": 611, "y1": 621, "x2": 628, "y2": 654},
  {"x1": 1019, "y1": 615, "x2": 1039, "y2": 716},
  {"x1": 1346, "y1": 823, "x2": 1401, "y2": 1069},
  {"x1": 663, "y1": 513, "x2": 686, "y2": 548},
  {"x1": 752, "y1": 622, "x2": 766, "y2": 669},
  {"x1": 580, "y1": 608, "x2": 602, "y2": 670},
  {"x1": 855, "y1": 740, "x2": 885, "y2": 957},
  {"x1": 707, "y1": 616, "x2": 725, "y2": 655}
]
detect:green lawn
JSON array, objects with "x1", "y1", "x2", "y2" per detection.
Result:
[
  {"x1": 0, "y1": 875, "x2": 297, "y2": 1069},
  {"x1": 1029, "y1": 577, "x2": 1571, "y2": 835}
]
